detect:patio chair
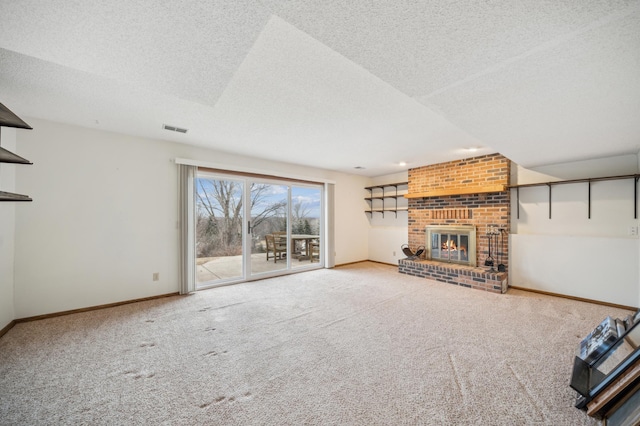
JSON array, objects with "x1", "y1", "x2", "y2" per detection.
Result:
[{"x1": 265, "y1": 234, "x2": 287, "y2": 263}]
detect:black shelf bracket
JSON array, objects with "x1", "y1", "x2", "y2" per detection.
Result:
[
  {"x1": 547, "y1": 183, "x2": 552, "y2": 219},
  {"x1": 635, "y1": 177, "x2": 639, "y2": 219},
  {"x1": 588, "y1": 181, "x2": 591, "y2": 219},
  {"x1": 391, "y1": 184, "x2": 398, "y2": 218},
  {"x1": 365, "y1": 187, "x2": 373, "y2": 217}
]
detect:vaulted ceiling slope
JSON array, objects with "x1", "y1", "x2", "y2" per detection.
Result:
[{"x1": 1, "y1": 1, "x2": 639, "y2": 177}]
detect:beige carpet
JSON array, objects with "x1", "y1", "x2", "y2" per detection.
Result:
[{"x1": 0, "y1": 262, "x2": 631, "y2": 425}]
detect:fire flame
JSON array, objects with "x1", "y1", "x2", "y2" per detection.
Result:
[{"x1": 442, "y1": 240, "x2": 457, "y2": 250}]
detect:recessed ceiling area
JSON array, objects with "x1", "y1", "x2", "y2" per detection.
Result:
[{"x1": 0, "y1": 1, "x2": 639, "y2": 176}]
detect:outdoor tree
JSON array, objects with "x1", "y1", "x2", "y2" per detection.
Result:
[
  {"x1": 251, "y1": 186, "x2": 286, "y2": 234},
  {"x1": 196, "y1": 179, "x2": 285, "y2": 257},
  {"x1": 292, "y1": 200, "x2": 311, "y2": 234},
  {"x1": 301, "y1": 219, "x2": 312, "y2": 235}
]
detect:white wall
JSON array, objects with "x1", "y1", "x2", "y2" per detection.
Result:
[
  {"x1": 510, "y1": 154, "x2": 640, "y2": 307},
  {"x1": 511, "y1": 234, "x2": 637, "y2": 307},
  {"x1": 12, "y1": 118, "x2": 370, "y2": 318},
  {"x1": 367, "y1": 171, "x2": 408, "y2": 265},
  {"x1": 335, "y1": 174, "x2": 371, "y2": 264},
  {"x1": 0, "y1": 128, "x2": 17, "y2": 330}
]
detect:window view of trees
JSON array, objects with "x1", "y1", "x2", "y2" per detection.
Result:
[
  {"x1": 195, "y1": 178, "x2": 321, "y2": 260},
  {"x1": 196, "y1": 179, "x2": 242, "y2": 258},
  {"x1": 291, "y1": 200, "x2": 317, "y2": 235},
  {"x1": 196, "y1": 179, "x2": 284, "y2": 258}
]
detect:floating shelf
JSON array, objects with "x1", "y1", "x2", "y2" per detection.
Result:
[
  {"x1": 365, "y1": 182, "x2": 408, "y2": 217},
  {"x1": 508, "y1": 174, "x2": 640, "y2": 189},
  {"x1": 509, "y1": 174, "x2": 640, "y2": 219},
  {"x1": 365, "y1": 207, "x2": 409, "y2": 214},
  {"x1": 0, "y1": 102, "x2": 33, "y2": 202},
  {"x1": 0, "y1": 146, "x2": 32, "y2": 164},
  {"x1": 404, "y1": 184, "x2": 507, "y2": 199},
  {"x1": 0, "y1": 102, "x2": 32, "y2": 129},
  {"x1": 0, "y1": 191, "x2": 32, "y2": 202}
]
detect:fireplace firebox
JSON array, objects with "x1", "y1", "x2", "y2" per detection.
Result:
[{"x1": 425, "y1": 225, "x2": 477, "y2": 267}]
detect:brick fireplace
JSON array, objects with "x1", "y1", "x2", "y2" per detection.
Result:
[{"x1": 399, "y1": 153, "x2": 511, "y2": 293}]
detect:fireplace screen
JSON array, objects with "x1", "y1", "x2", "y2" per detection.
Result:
[{"x1": 425, "y1": 225, "x2": 476, "y2": 267}]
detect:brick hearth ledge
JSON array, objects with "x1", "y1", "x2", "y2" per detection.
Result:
[{"x1": 398, "y1": 259, "x2": 508, "y2": 294}]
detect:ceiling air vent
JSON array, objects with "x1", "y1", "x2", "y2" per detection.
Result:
[{"x1": 163, "y1": 124, "x2": 188, "y2": 134}]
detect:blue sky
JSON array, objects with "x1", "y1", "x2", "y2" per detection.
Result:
[
  {"x1": 254, "y1": 184, "x2": 321, "y2": 219},
  {"x1": 197, "y1": 177, "x2": 321, "y2": 219},
  {"x1": 292, "y1": 187, "x2": 321, "y2": 219}
]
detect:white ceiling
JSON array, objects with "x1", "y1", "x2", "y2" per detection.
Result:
[{"x1": 1, "y1": 0, "x2": 639, "y2": 177}]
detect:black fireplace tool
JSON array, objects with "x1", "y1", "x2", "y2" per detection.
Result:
[
  {"x1": 497, "y1": 229, "x2": 506, "y2": 272},
  {"x1": 484, "y1": 234, "x2": 494, "y2": 267}
]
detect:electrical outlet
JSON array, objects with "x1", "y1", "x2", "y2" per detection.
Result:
[
  {"x1": 393, "y1": 251, "x2": 396, "y2": 256},
  {"x1": 152, "y1": 272, "x2": 160, "y2": 281},
  {"x1": 629, "y1": 226, "x2": 638, "y2": 236}
]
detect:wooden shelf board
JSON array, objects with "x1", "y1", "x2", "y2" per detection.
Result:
[
  {"x1": 405, "y1": 184, "x2": 506, "y2": 199},
  {"x1": 0, "y1": 146, "x2": 32, "y2": 164},
  {"x1": 509, "y1": 174, "x2": 640, "y2": 189},
  {"x1": 364, "y1": 181, "x2": 408, "y2": 190},
  {"x1": 365, "y1": 196, "x2": 407, "y2": 200},
  {"x1": 587, "y1": 356, "x2": 640, "y2": 416},
  {"x1": 0, "y1": 102, "x2": 33, "y2": 129},
  {"x1": 365, "y1": 208, "x2": 408, "y2": 213},
  {"x1": 0, "y1": 191, "x2": 32, "y2": 202}
]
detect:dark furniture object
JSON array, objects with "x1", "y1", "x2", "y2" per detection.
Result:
[{"x1": 571, "y1": 312, "x2": 640, "y2": 423}]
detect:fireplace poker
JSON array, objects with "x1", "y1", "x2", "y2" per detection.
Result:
[
  {"x1": 484, "y1": 233, "x2": 494, "y2": 267},
  {"x1": 497, "y1": 229, "x2": 506, "y2": 272}
]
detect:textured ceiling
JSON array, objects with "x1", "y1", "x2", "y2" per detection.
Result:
[{"x1": 1, "y1": 0, "x2": 639, "y2": 176}]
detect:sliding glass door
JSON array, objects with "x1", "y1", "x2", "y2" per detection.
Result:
[
  {"x1": 195, "y1": 170, "x2": 323, "y2": 288},
  {"x1": 249, "y1": 182, "x2": 289, "y2": 275},
  {"x1": 291, "y1": 185, "x2": 322, "y2": 269}
]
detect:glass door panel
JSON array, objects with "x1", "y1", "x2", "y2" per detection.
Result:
[
  {"x1": 448, "y1": 234, "x2": 459, "y2": 261},
  {"x1": 431, "y1": 233, "x2": 441, "y2": 260},
  {"x1": 249, "y1": 182, "x2": 289, "y2": 276},
  {"x1": 291, "y1": 186, "x2": 322, "y2": 268},
  {"x1": 460, "y1": 235, "x2": 469, "y2": 262},
  {"x1": 195, "y1": 176, "x2": 244, "y2": 287}
]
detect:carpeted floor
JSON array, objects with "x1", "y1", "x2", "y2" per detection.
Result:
[{"x1": 0, "y1": 262, "x2": 632, "y2": 425}]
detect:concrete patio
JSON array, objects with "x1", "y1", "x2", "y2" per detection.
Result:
[{"x1": 197, "y1": 252, "x2": 319, "y2": 284}]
